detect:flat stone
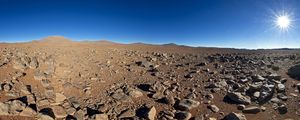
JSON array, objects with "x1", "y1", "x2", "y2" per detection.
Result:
[
  {"x1": 55, "y1": 93, "x2": 66, "y2": 103},
  {"x1": 178, "y1": 99, "x2": 200, "y2": 110},
  {"x1": 118, "y1": 109, "x2": 135, "y2": 119},
  {"x1": 226, "y1": 92, "x2": 251, "y2": 105},
  {"x1": 242, "y1": 106, "x2": 261, "y2": 114},
  {"x1": 51, "y1": 105, "x2": 67, "y2": 118},
  {"x1": 95, "y1": 113, "x2": 109, "y2": 120},
  {"x1": 19, "y1": 106, "x2": 37, "y2": 117}
]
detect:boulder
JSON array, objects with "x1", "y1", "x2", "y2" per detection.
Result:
[{"x1": 288, "y1": 64, "x2": 300, "y2": 80}]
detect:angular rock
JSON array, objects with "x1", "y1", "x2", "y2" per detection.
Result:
[
  {"x1": 259, "y1": 84, "x2": 274, "y2": 102},
  {"x1": 175, "y1": 111, "x2": 192, "y2": 120},
  {"x1": 55, "y1": 93, "x2": 67, "y2": 104},
  {"x1": 51, "y1": 105, "x2": 67, "y2": 118},
  {"x1": 224, "y1": 112, "x2": 247, "y2": 120},
  {"x1": 226, "y1": 92, "x2": 251, "y2": 105},
  {"x1": 147, "y1": 106, "x2": 156, "y2": 120}
]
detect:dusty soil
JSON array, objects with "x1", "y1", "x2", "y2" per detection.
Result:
[{"x1": 0, "y1": 36, "x2": 300, "y2": 120}]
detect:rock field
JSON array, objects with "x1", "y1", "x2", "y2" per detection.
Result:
[{"x1": 0, "y1": 36, "x2": 300, "y2": 120}]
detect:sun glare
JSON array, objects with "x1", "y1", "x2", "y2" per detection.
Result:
[
  {"x1": 272, "y1": 11, "x2": 294, "y2": 32},
  {"x1": 276, "y1": 15, "x2": 291, "y2": 29}
]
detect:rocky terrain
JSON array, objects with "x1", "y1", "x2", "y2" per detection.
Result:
[{"x1": 0, "y1": 36, "x2": 300, "y2": 120}]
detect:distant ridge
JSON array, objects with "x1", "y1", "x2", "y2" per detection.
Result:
[{"x1": 38, "y1": 36, "x2": 73, "y2": 43}]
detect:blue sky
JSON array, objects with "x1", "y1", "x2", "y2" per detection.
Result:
[{"x1": 0, "y1": 0, "x2": 299, "y2": 48}]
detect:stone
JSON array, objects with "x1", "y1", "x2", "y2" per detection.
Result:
[
  {"x1": 0, "y1": 102, "x2": 9, "y2": 115},
  {"x1": 206, "y1": 94, "x2": 214, "y2": 100},
  {"x1": 297, "y1": 83, "x2": 300, "y2": 91},
  {"x1": 208, "y1": 105, "x2": 219, "y2": 113},
  {"x1": 226, "y1": 92, "x2": 251, "y2": 105},
  {"x1": 37, "y1": 113, "x2": 54, "y2": 120},
  {"x1": 68, "y1": 97, "x2": 80, "y2": 108},
  {"x1": 111, "y1": 89, "x2": 128, "y2": 100},
  {"x1": 277, "y1": 84, "x2": 285, "y2": 92},
  {"x1": 41, "y1": 79, "x2": 51, "y2": 87},
  {"x1": 8, "y1": 100, "x2": 26, "y2": 114},
  {"x1": 253, "y1": 91, "x2": 260, "y2": 98},
  {"x1": 178, "y1": 99, "x2": 200, "y2": 110},
  {"x1": 288, "y1": 64, "x2": 300, "y2": 80},
  {"x1": 51, "y1": 105, "x2": 67, "y2": 118},
  {"x1": 34, "y1": 71, "x2": 47, "y2": 81},
  {"x1": 3, "y1": 83, "x2": 12, "y2": 92},
  {"x1": 29, "y1": 57, "x2": 39, "y2": 69},
  {"x1": 55, "y1": 93, "x2": 67, "y2": 103},
  {"x1": 268, "y1": 73, "x2": 281, "y2": 80},
  {"x1": 127, "y1": 89, "x2": 143, "y2": 98},
  {"x1": 66, "y1": 107, "x2": 76, "y2": 115},
  {"x1": 74, "y1": 109, "x2": 87, "y2": 120},
  {"x1": 13, "y1": 58, "x2": 27, "y2": 70},
  {"x1": 259, "y1": 84, "x2": 274, "y2": 102},
  {"x1": 95, "y1": 113, "x2": 109, "y2": 120},
  {"x1": 19, "y1": 106, "x2": 37, "y2": 117},
  {"x1": 38, "y1": 99, "x2": 50, "y2": 107},
  {"x1": 252, "y1": 75, "x2": 265, "y2": 82},
  {"x1": 136, "y1": 61, "x2": 153, "y2": 67},
  {"x1": 224, "y1": 112, "x2": 247, "y2": 120},
  {"x1": 147, "y1": 106, "x2": 156, "y2": 120},
  {"x1": 278, "y1": 105, "x2": 288, "y2": 114},
  {"x1": 175, "y1": 111, "x2": 192, "y2": 120},
  {"x1": 118, "y1": 109, "x2": 135, "y2": 119},
  {"x1": 0, "y1": 57, "x2": 9, "y2": 67},
  {"x1": 237, "y1": 104, "x2": 245, "y2": 110},
  {"x1": 242, "y1": 106, "x2": 261, "y2": 114}
]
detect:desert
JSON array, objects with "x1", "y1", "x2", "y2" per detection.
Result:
[{"x1": 0, "y1": 36, "x2": 299, "y2": 120}]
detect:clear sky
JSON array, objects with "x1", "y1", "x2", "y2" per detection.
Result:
[{"x1": 0, "y1": 0, "x2": 299, "y2": 48}]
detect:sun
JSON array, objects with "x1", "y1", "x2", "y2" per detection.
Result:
[
  {"x1": 272, "y1": 10, "x2": 294, "y2": 32},
  {"x1": 276, "y1": 15, "x2": 291, "y2": 29}
]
